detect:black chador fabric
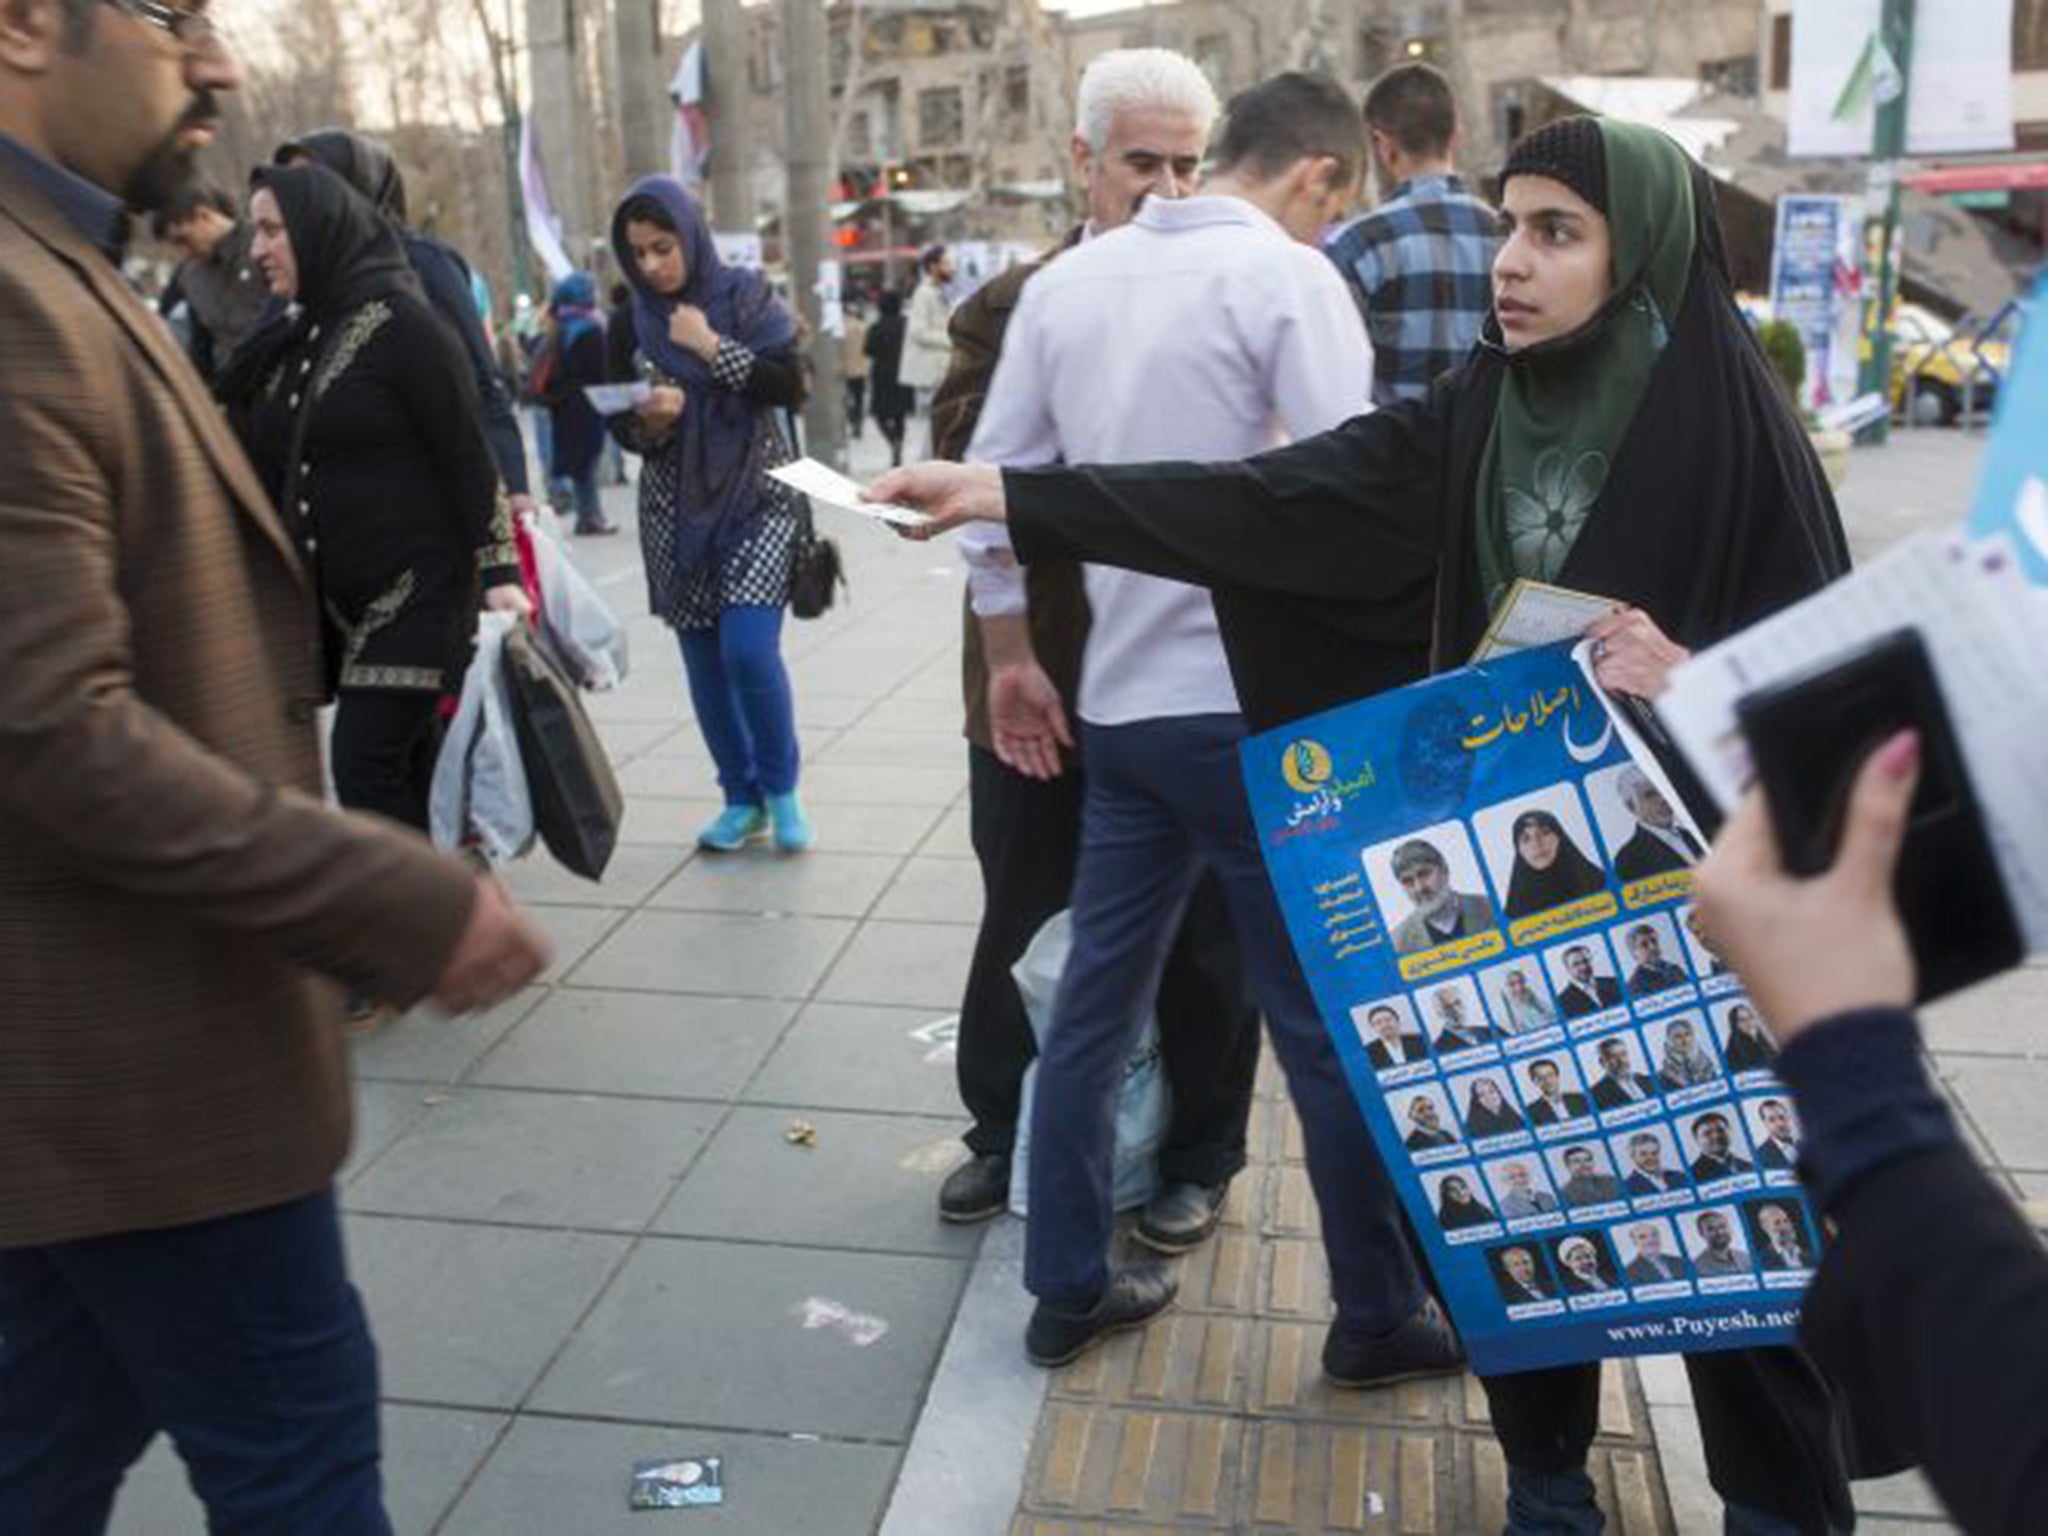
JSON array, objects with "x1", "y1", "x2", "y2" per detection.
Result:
[
  {"x1": 1006, "y1": 162, "x2": 1848, "y2": 736},
  {"x1": 220, "y1": 165, "x2": 514, "y2": 699}
]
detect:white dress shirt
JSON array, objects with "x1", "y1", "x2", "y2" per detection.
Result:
[{"x1": 960, "y1": 195, "x2": 1373, "y2": 726}]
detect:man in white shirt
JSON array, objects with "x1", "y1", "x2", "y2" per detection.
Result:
[{"x1": 942, "y1": 72, "x2": 1459, "y2": 1386}]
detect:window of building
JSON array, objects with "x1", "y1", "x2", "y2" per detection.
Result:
[
  {"x1": 1770, "y1": 15, "x2": 1791, "y2": 91},
  {"x1": 2018, "y1": 0, "x2": 2048, "y2": 70},
  {"x1": 1005, "y1": 64, "x2": 1031, "y2": 119},
  {"x1": 918, "y1": 86, "x2": 965, "y2": 150},
  {"x1": 1700, "y1": 54, "x2": 1759, "y2": 97},
  {"x1": 849, "y1": 110, "x2": 873, "y2": 161},
  {"x1": 1193, "y1": 32, "x2": 1231, "y2": 93}
]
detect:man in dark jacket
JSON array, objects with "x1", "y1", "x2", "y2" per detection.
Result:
[
  {"x1": 274, "y1": 130, "x2": 533, "y2": 514},
  {"x1": 924, "y1": 49, "x2": 1261, "y2": 1259},
  {"x1": 1697, "y1": 730, "x2": 2048, "y2": 1536}
]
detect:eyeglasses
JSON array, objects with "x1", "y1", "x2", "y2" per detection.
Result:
[{"x1": 103, "y1": 0, "x2": 221, "y2": 54}]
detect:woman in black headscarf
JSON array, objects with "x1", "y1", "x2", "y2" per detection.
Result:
[
  {"x1": 1435, "y1": 1174, "x2": 1495, "y2": 1232},
  {"x1": 1502, "y1": 809, "x2": 1608, "y2": 918},
  {"x1": 224, "y1": 164, "x2": 526, "y2": 843},
  {"x1": 877, "y1": 116, "x2": 1865, "y2": 1536},
  {"x1": 1461, "y1": 1077, "x2": 1526, "y2": 1138}
]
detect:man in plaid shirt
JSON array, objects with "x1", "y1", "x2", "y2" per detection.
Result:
[{"x1": 1325, "y1": 64, "x2": 1501, "y2": 406}]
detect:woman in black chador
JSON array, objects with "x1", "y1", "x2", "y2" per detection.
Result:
[
  {"x1": 878, "y1": 115, "x2": 1871, "y2": 1536},
  {"x1": 1502, "y1": 808, "x2": 1607, "y2": 918},
  {"x1": 222, "y1": 164, "x2": 527, "y2": 836},
  {"x1": 1434, "y1": 1174, "x2": 1496, "y2": 1232}
]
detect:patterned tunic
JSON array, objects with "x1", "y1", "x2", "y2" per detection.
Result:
[{"x1": 619, "y1": 336, "x2": 802, "y2": 632}]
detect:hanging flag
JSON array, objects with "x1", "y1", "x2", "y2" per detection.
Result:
[
  {"x1": 669, "y1": 42, "x2": 709, "y2": 189},
  {"x1": 520, "y1": 115, "x2": 575, "y2": 284}
]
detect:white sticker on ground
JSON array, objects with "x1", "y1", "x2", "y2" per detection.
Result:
[{"x1": 794, "y1": 1297, "x2": 891, "y2": 1347}]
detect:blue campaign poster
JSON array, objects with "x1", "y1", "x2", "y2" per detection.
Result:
[
  {"x1": 1969, "y1": 270, "x2": 2048, "y2": 585},
  {"x1": 1240, "y1": 642, "x2": 1818, "y2": 1375}
]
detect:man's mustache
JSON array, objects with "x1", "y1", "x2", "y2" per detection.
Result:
[{"x1": 177, "y1": 93, "x2": 221, "y2": 134}]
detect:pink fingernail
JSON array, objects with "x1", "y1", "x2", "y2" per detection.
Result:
[{"x1": 1879, "y1": 730, "x2": 1920, "y2": 780}]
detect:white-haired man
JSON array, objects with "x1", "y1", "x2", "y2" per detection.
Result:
[
  {"x1": 927, "y1": 49, "x2": 1261, "y2": 1253},
  {"x1": 1612, "y1": 764, "x2": 1702, "y2": 882},
  {"x1": 910, "y1": 71, "x2": 1460, "y2": 1387}
]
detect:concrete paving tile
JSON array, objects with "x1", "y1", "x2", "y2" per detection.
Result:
[
  {"x1": 744, "y1": 1002, "x2": 967, "y2": 1117},
  {"x1": 350, "y1": 989, "x2": 544, "y2": 1086},
  {"x1": 471, "y1": 990, "x2": 794, "y2": 1100},
  {"x1": 920, "y1": 806, "x2": 976, "y2": 858},
  {"x1": 500, "y1": 842, "x2": 690, "y2": 909},
  {"x1": 647, "y1": 849, "x2": 903, "y2": 918},
  {"x1": 438, "y1": 1416, "x2": 899, "y2": 1536},
  {"x1": 1921, "y1": 962, "x2": 2048, "y2": 1054},
  {"x1": 612, "y1": 749, "x2": 720, "y2": 798},
  {"x1": 814, "y1": 921, "x2": 978, "y2": 1008},
  {"x1": 653, "y1": 1107, "x2": 979, "y2": 1256},
  {"x1": 858, "y1": 697, "x2": 969, "y2": 734},
  {"x1": 1855, "y1": 1471, "x2": 1952, "y2": 1520},
  {"x1": 593, "y1": 718, "x2": 684, "y2": 762},
  {"x1": 345, "y1": 1079, "x2": 433, "y2": 1182},
  {"x1": 1932, "y1": 1054, "x2": 2048, "y2": 1169},
  {"x1": 873, "y1": 858, "x2": 986, "y2": 926},
  {"x1": 565, "y1": 908, "x2": 856, "y2": 998},
  {"x1": 345, "y1": 1215, "x2": 629, "y2": 1409},
  {"x1": 802, "y1": 801, "x2": 950, "y2": 855},
  {"x1": 785, "y1": 692, "x2": 878, "y2": 731},
  {"x1": 1647, "y1": 1404, "x2": 1718, "y2": 1536},
  {"x1": 820, "y1": 728, "x2": 974, "y2": 771},
  {"x1": 345, "y1": 1088, "x2": 720, "y2": 1231},
  {"x1": 530, "y1": 1238, "x2": 968, "y2": 1439},
  {"x1": 797, "y1": 762, "x2": 968, "y2": 807},
  {"x1": 614, "y1": 796, "x2": 722, "y2": 847},
  {"x1": 584, "y1": 688, "x2": 697, "y2": 725},
  {"x1": 533, "y1": 905, "x2": 632, "y2": 984},
  {"x1": 107, "y1": 1404, "x2": 506, "y2": 1536}
]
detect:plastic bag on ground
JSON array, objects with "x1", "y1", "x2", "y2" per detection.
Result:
[
  {"x1": 429, "y1": 611, "x2": 533, "y2": 863},
  {"x1": 1007, "y1": 909, "x2": 1173, "y2": 1217}
]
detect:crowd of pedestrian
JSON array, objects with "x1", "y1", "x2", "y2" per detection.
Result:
[{"x1": 3, "y1": 8, "x2": 2043, "y2": 1536}]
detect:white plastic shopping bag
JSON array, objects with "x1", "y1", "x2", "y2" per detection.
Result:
[
  {"x1": 523, "y1": 511, "x2": 629, "y2": 691},
  {"x1": 429, "y1": 611, "x2": 534, "y2": 863},
  {"x1": 1007, "y1": 909, "x2": 1173, "y2": 1216}
]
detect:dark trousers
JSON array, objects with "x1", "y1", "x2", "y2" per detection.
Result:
[
  {"x1": 1482, "y1": 1346, "x2": 1853, "y2": 1533},
  {"x1": 959, "y1": 745, "x2": 1259, "y2": 1189},
  {"x1": 845, "y1": 377, "x2": 867, "y2": 437},
  {"x1": 1023, "y1": 716, "x2": 1423, "y2": 1328},
  {"x1": 0, "y1": 1187, "x2": 390, "y2": 1536},
  {"x1": 330, "y1": 689, "x2": 443, "y2": 834}
]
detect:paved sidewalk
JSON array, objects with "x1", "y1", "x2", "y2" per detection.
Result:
[{"x1": 107, "y1": 427, "x2": 2009, "y2": 1535}]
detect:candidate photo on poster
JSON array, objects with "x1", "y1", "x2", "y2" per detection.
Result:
[
  {"x1": 1548, "y1": 1141, "x2": 1626, "y2": 1208},
  {"x1": 1744, "y1": 1198, "x2": 1817, "y2": 1271},
  {"x1": 1578, "y1": 1030, "x2": 1661, "y2": 1112},
  {"x1": 1613, "y1": 1124, "x2": 1690, "y2": 1197},
  {"x1": 1683, "y1": 1108, "x2": 1757, "y2": 1185},
  {"x1": 1453, "y1": 1069, "x2": 1529, "y2": 1140},
  {"x1": 1351, "y1": 994, "x2": 1431, "y2": 1072},
  {"x1": 1642, "y1": 1012, "x2": 1722, "y2": 1093},
  {"x1": 1686, "y1": 1205, "x2": 1756, "y2": 1277},
  {"x1": 1545, "y1": 934, "x2": 1625, "y2": 1020},
  {"x1": 1362, "y1": 821, "x2": 1500, "y2": 957},
  {"x1": 1586, "y1": 761, "x2": 1703, "y2": 884},
  {"x1": 1424, "y1": 1166, "x2": 1498, "y2": 1232},
  {"x1": 1516, "y1": 1054, "x2": 1593, "y2": 1128},
  {"x1": 1679, "y1": 904, "x2": 1733, "y2": 979},
  {"x1": 1714, "y1": 999, "x2": 1781, "y2": 1075},
  {"x1": 1474, "y1": 785, "x2": 1610, "y2": 922},
  {"x1": 1746, "y1": 1096, "x2": 1803, "y2": 1173},
  {"x1": 1616, "y1": 913, "x2": 1694, "y2": 1003},
  {"x1": 1418, "y1": 974, "x2": 1501, "y2": 1056},
  {"x1": 1488, "y1": 1242, "x2": 1559, "y2": 1305},
  {"x1": 1480, "y1": 958, "x2": 1562, "y2": 1036},
  {"x1": 1394, "y1": 1082, "x2": 1463, "y2": 1154},
  {"x1": 1550, "y1": 1230, "x2": 1623, "y2": 1296},
  {"x1": 1482, "y1": 1154, "x2": 1561, "y2": 1220},
  {"x1": 1613, "y1": 1216, "x2": 1690, "y2": 1284}
]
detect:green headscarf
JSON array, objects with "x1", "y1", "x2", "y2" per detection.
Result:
[{"x1": 1474, "y1": 121, "x2": 1699, "y2": 610}]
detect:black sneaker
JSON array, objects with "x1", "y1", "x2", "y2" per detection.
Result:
[
  {"x1": 937, "y1": 1153, "x2": 1010, "y2": 1223},
  {"x1": 1322, "y1": 1296, "x2": 1465, "y2": 1389},
  {"x1": 1134, "y1": 1179, "x2": 1230, "y2": 1254},
  {"x1": 1024, "y1": 1263, "x2": 1179, "y2": 1367}
]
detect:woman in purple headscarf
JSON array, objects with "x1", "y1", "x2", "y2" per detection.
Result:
[{"x1": 608, "y1": 177, "x2": 814, "y2": 853}]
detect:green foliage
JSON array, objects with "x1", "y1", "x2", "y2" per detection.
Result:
[{"x1": 1758, "y1": 319, "x2": 1807, "y2": 402}]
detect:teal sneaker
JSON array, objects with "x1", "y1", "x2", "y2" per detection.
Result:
[
  {"x1": 697, "y1": 802, "x2": 769, "y2": 852},
  {"x1": 766, "y1": 790, "x2": 815, "y2": 853}
]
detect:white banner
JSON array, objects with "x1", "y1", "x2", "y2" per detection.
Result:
[
  {"x1": 519, "y1": 116, "x2": 576, "y2": 284},
  {"x1": 1787, "y1": 0, "x2": 2015, "y2": 158}
]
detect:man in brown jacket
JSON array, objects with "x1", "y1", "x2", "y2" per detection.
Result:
[
  {"x1": 926, "y1": 48, "x2": 1263, "y2": 1252},
  {"x1": 0, "y1": 6, "x2": 547, "y2": 1531}
]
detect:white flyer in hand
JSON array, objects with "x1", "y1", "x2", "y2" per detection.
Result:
[
  {"x1": 582, "y1": 382, "x2": 652, "y2": 416},
  {"x1": 768, "y1": 457, "x2": 932, "y2": 527}
]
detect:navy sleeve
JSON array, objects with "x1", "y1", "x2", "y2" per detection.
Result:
[{"x1": 1774, "y1": 1007, "x2": 1960, "y2": 1212}]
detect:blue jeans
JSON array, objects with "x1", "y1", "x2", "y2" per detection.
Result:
[
  {"x1": 0, "y1": 1186, "x2": 388, "y2": 1536},
  {"x1": 1024, "y1": 714, "x2": 1423, "y2": 1330},
  {"x1": 1502, "y1": 1471, "x2": 1817, "y2": 1536},
  {"x1": 549, "y1": 461, "x2": 606, "y2": 531},
  {"x1": 678, "y1": 605, "x2": 800, "y2": 804}
]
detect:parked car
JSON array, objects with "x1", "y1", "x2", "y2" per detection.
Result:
[{"x1": 1888, "y1": 302, "x2": 2009, "y2": 425}]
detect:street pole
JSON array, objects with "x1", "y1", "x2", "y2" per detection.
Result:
[
  {"x1": 611, "y1": 0, "x2": 670, "y2": 184},
  {"x1": 785, "y1": 0, "x2": 848, "y2": 467},
  {"x1": 1855, "y1": 0, "x2": 1917, "y2": 444},
  {"x1": 702, "y1": 0, "x2": 755, "y2": 234}
]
